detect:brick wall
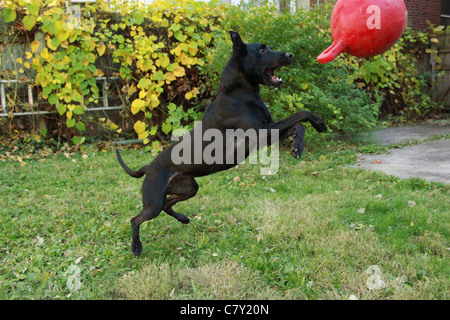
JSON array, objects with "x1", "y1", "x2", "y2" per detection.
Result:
[
  {"x1": 308, "y1": 0, "x2": 442, "y2": 30},
  {"x1": 404, "y1": 0, "x2": 441, "y2": 30}
]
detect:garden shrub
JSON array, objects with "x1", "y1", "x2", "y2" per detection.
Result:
[
  {"x1": 207, "y1": 4, "x2": 382, "y2": 136},
  {"x1": 338, "y1": 26, "x2": 444, "y2": 121},
  {"x1": 1, "y1": 0, "x2": 227, "y2": 149},
  {"x1": 0, "y1": 0, "x2": 444, "y2": 151}
]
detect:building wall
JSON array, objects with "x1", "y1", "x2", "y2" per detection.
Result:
[
  {"x1": 308, "y1": 0, "x2": 442, "y2": 30},
  {"x1": 404, "y1": 0, "x2": 442, "y2": 30}
]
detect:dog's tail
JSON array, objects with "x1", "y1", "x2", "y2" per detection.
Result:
[{"x1": 115, "y1": 149, "x2": 148, "y2": 178}]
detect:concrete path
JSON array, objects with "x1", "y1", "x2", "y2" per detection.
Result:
[{"x1": 350, "y1": 122, "x2": 450, "y2": 184}]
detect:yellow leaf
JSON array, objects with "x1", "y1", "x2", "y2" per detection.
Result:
[
  {"x1": 164, "y1": 72, "x2": 176, "y2": 82},
  {"x1": 134, "y1": 120, "x2": 146, "y2": 134},
  {"x1": 128, "y1": 84, "x2": 137, "y2": 96},
  {"x1": 89, "y1": 38, "x2": 96, "y2": 51},
  {"x1": 173, "y1": 66, "x2": 185, "y2": 78},
  {"x1": 107, "y1": 122, "x2": 119, "y2": 130},
  {"x1": 25, "y1": 51, "x2": 33, "y2": 59},
  {"x1": 24, "y1": 61, "x2": 30, "y2": 69},
  {"x1": 156, "y1": 55, "x2": 170, "y2": 68},
  {"x1": 131, "y1": 99, "x2": 145, "y2": 115},
  {"x1": 139, "y1": 90, "x2": 147, "y2": 99},
  {"x1": 57, "y1": 30, "x2": 70, "y2": 42},
  {"x1": 138, "y1": 131, "x2": 149, "y2": 140},
  {"x1": 188, "y1": 44, "x2": 198, "y2": 55},
  {"x1": 150, "y1": 99, "x2": 160, "y2": 109},
  {"x1": 97, "y1": 44, "x2": 106, "y2": 56},
  {"x1": 141, "y1": 59, "x2": 153, "y2": 71},
  {"x1": 39, "y1": 47, "x2": 48, "y2": 59},
  {"x1": 93, "y1": 68, "x2": 104, "y2": 77},
  {"x1": 46, "y1": 37, "x2": 58, "y2": 50},
  {"x1": 16, "y1": 57, "x2": 23, "y2": 64},
  {"x1": 170, "y1": 46, "x2": 182, "y2": 56},
  {"x1": 178, "y1": 53, "x2": 194, "y2": 66}
]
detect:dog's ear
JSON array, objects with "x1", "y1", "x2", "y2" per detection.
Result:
[{"x1": 228, "y1": 31, "x2": 247, "y2": 61}]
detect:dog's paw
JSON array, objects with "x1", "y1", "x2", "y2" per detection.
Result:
[
  {"x1": 178, "y1": 215, "x2": 190, "y2": 224},
  {"x1": 131, "y1": 240, "x2": 143, "y2": 257},
  {"x1": 291, "y1": 148, "x2": 302, "y2": 159}
]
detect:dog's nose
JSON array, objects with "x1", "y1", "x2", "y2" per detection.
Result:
[{"x1": 281, "y1": 52, "x2": 293, "y2": 65}]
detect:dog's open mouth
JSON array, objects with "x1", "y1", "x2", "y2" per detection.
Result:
[{"x1": 266, "y1": 68, "x2": 283, "y2": 86}]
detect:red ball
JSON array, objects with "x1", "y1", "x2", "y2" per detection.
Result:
[{"x1": 317, "y1": 0, "x2": 407, "y2": 64}]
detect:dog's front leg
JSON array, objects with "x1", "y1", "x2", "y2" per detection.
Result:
[
  {"x1": 263, "y1": 110, "x2": 326, "y2": 158},
  {"x1": 267, "y1": 110, "x2": 327, "y2": 135},
  {"x1": 265, "y1": 110, "x2": 327, "y2": 140}
]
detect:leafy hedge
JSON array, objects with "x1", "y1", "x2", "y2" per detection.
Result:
[
  {"x1": 208, "y1": 4, "x2": 444, "y2": 136},
  {"x1": 207, "y1": 4, "x2": 381, "y2": 136},
  {"x1": 1, "y1": 0, "x2": 227, "y2": 148},
  {"x1": 0, "y1": 0, "x2": 444, "y2": 149}
]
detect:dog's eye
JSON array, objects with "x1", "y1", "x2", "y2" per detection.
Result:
[{"x1": 259, "y1": 48, "x2": 266, "y2": 54}]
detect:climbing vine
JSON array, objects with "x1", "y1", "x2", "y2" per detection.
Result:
[{"x1": 1, "y1": 0, "x2": 227, "y2": 147}]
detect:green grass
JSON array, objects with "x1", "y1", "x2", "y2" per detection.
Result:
[{"x1": 0, "y1": 139, "x2": 448, "y2": 300}]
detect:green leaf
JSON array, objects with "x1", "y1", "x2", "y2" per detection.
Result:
[
  {"x1": 72, "y1": 90, "x2": 83, "y2": 103},
  {"x1": 138, "y1": 78, "x2": 151, "y2": 90},
  {"x1": 27, "y1": 2, "x2": 40, "y2": 16},
  {"x1": 48, "y1": 94, "x2": 58, "y2": 105},
  {"x1": 42, "y1": 86, "x2": 53, "y2": 97},
  {"x1": 154, "y1": 71, "x2": 165, "y2": 81},
  {"x1": 23, "y1": 15, "x2": 37, "y2": 31},
  {"x1": 76, "y1": 121, "x2": 86, "y2": 132},
  {"x1": 72, "y1": 136, "x2": 85, "y2": 145},
  {"x1": 161, "y1": 122, "x2": 172, "y2": 135},
  {"x1": 73, "y1": 105, "x2": 84, "y2": 115},
  {"x1": 149, "y1": 125, "x2": 158, "y2": 136},
  {"x1": 132, "y1": 12, "x2": 144, "y2": 25},
  {"x1": 2, "y1": 8, "x2": 16, "y2": 23},
  {"x1": 76, "y1": 72, "x2": 86, "y2": 83},
  {"x1": 57, "y1": 103, "x2": 66, "y2": 115},
  {"x1": 66, "y1": 118, "x2": 76, "y2": 128},
  {"x1": 433, "y1": 26, "x2": 445, "y2": 33},
  {"x1": 171, "y1": 24, "x2": 181, "y2": 32},
  {"x1": 174, "y1": 30, "x2": 187, "y2": 42}
]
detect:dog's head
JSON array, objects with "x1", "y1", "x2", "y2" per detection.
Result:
[{"x1": 229, "y1": 31, "x2": 293, "y2": 88}]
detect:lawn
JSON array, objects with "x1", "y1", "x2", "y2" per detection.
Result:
[{"x1": 0, "y1": 137, "x2": 448, "y2": 300}]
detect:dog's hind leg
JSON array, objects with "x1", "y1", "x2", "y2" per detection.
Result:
[
  {"x1": 130, "y1": 170, "x2": 171, "y2": 257},
  {"x1": 164, "y1": 177, "x2": 199, "y2": 224}
]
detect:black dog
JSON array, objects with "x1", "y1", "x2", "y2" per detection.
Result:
[{"x1": 116, "y1": 31, "x2": 327, "y2": 256}]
